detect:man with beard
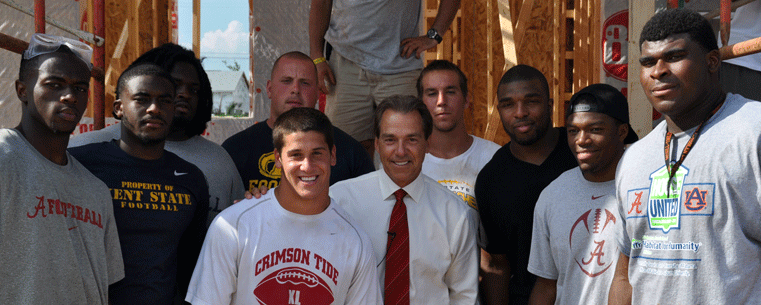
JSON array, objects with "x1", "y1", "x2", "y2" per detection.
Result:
[
  {"x1": 0, "y1": 33, "x2": 123, "y2": 305},
  {"x1": 69, "y1": 63, "x2": 209, "y2": 305},
  {"x1": 476, "y1": 65, "x2": 577, "y2": 304},
  {"x1": 70, "y1": 44, "x2": 244, "y2": 226}
]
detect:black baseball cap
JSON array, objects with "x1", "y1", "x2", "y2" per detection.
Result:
[{"x1": 567, "y1": 83, "x2": 639, "y2": 144}]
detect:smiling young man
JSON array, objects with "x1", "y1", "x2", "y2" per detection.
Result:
[
  {"x1": 526, "y1": 84, "x2": 637, "y2": 305},
  {"x1": 330, "y1": 95, "x2": 479, "y2": 304},
  {"x1": 608, "y1": 9, "x2": 761, "y2": 304},
  {"x1": 476, "y1": 65, "x2": 577, "y2": 305},
  {"x1": 186, "y1": 107, "x2": 381, "y2": 305},
  {"x1": 0, "y1": 33, "x2": 123, "y2": 305},
  {"x1": 70, "y1": 44, "x2": 244, "y2": 226},
  {"x1": 222, "y1": 51, "x2": 373, "y2": 193},
  {"x1": 69, "y1": 63, "x2": 209, "y2": 305}
]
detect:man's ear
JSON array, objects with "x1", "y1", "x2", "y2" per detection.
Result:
[
  {"x1": 618, "y1": 123, "x2": 629, "y2": 143},
  {"x1": 266, "y1": 79, "x2": 273, "y2": 100},
  {"x1": 330, "y1": 145, "x2": 337, "y2": 167},
  {"x1": 15, "y1": 80, "x2": 28, "y2": 104},
  {"x1": 274, "y1": 149, "x2": 282, "y2": 169},
  {"x1": 707, "y1": 49, "x2": 721, "y2": 73},
  {"x1": 113, "y1": 99, "x2": 124, "y2": 120}
]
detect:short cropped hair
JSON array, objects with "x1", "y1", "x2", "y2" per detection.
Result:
[
  {"x1": 640, "y1": 8, "x2": 718, "y2": 52},
  {"x1": 130, "y1": 43, "x2": 213, "y2": 137},
  {"x1": 417, "y1": 60, "x2": 468, "y2": 97},
  {"x1": 271, "y1": 51, "x2": 317, "y2": 79},
  {"x1": 115, "y1": 63, "x2": 175, "y2": 100},
  {"x1": 273, "y1": 107, "x2": 335, "y2": 152},
  {"x1": 498, "y1": 64, "x2": 550, "y2": 99},
  {"x1": 374, "y1": 95, "x2": 433, "y2": 139},
  {"x1": 18, "y1": 45, "x2": 78, "y2": 82}
]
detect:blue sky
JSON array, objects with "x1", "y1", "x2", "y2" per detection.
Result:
[{"x1": 176, "y1": 0, "x2": 250, "y2": 77}]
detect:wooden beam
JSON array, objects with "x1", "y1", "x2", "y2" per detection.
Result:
[
  {"x1": 628, "y1": 0, "x2": 656, "y2": 138},
  {"x1": 513, "y1": 0, "x2": 535, "y2": 47},
  {"x1": 193, "y1": 0, "x2": 200, "y2": 57}
]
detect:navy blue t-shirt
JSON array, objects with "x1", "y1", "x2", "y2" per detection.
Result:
[{"x1": 70, "y1": 141, "x2": 209, "y2": 305}]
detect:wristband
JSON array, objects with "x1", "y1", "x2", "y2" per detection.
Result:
[{"x1": 313, "y1": 57, "x2": 327, "y2": 65}]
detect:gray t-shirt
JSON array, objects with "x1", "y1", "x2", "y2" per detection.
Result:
[
  {"x1": 69, "y1": 125, "x2": 245, "y2": 226},
  {"x1": 325, "y1": 0, "x2": 423, "y2": 74},
  {"x1": 615, "y1": 93, "x2": 761, "y2": 304},
  {"x1": 528, "y1": 168, "x2": 620, "y2": 305},
  {"x1": 0, "y1": 128, "x2": 124, "y2": 304}
]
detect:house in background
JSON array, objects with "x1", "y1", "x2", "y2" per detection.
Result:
[{"x1": 207, "y1": 70, "x2": 250, "y2": 116}]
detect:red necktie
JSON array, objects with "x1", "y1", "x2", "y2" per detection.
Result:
[{"x1": 384, "y1": 189, "x2": 410, "y2": 305}]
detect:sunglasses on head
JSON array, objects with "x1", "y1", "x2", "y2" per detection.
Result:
[{"x1": 24, "y1": 33, "x2": 93, "y2": 70}]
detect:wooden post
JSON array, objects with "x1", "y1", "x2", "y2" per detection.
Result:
[
  {"x1": 93, "y1": 0, "x2": 106, "y2": 129},
  {"x1": 627, "y1": 0, "x2": 656, "y2": 138},
  {"x1": 35, "y1": 0, "x2": 45, "y2": 33},
  {"x1": 193, "y1": 0, "x2": 200, "y2": 58}
]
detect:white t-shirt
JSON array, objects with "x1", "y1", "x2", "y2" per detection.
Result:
[
  {"x1": 185, "y1": 191, "x2": 382, "y2": 305},
  {"x1": 528, "y1": 168, "x2": 620, "y2": 305},
  {"x1": 330, "y1": 170, "x2": 480, "y2": 304},
  {"x1": 422, "y1": 135, "x2": 499, "y2": 247}
]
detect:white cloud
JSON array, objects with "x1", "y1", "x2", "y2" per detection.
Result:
[{"x1": 200, "y1": 20, "x2": 247, "y2": 53}]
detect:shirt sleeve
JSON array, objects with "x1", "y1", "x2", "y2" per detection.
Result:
[
  {"x1": 445, "y1": 208, "x2": 480, "y2": 304},
  {"x1": 527, "y1": 192, "x2": 558, "y2": 279},
  {"x1": 616, "y1": 170, "x2": 631, "y2": 257},
  {"x1": 103, "y1": 190, "x2": 125, "y2": 285},
  {"x1": 178, "y1": 178, "x2": 211, "y2": 300},
  {"x1": 343, "y1": 232, "x2": 383, "y2": 305},
  {"x1": 185, "y1": 213, "x2": 240, "y2": 305}
]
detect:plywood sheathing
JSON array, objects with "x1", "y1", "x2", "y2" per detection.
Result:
[{"x1": 85, "y1": 0, "x2": 169, "y2": 119}]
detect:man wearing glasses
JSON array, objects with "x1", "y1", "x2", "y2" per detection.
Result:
[{"x1": 0, "y1": 34, "x2": 124, "y2": 304}]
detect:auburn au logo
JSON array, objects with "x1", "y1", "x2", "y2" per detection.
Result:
[
  {"x1": 259, "y1": 152, "x2": 281, "y2": 179},
  {"x1": 683, "y1": 187, "x2": 708, "y2": 212}
]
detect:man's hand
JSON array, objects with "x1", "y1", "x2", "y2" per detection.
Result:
[
  {"x1": 233, "y1": 185, "x2": 270, "y2": 203},
  {"x1": 400, "y1": 36, "x2": 438, "y2": 59},
  {"x1": 316, "y1": 61, "x2": 335, "y2": 95}
]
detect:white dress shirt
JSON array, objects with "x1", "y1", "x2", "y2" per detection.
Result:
[{"x1": 330, "y1": 170, "x2": 480, "y2": 304}]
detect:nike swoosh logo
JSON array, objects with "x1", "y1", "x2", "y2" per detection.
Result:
[
  {"x1": 592, "y1": 195, "x2": 605, "y2": 200},
  {"x1": 174, "y1": 170, "x2": 188, "y2": 176}
]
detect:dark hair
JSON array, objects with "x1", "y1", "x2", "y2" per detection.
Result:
[
  {"x1": 115, "y1": 62, "x2": 175, "y2": 104},
  {"x1": 640, "y1": 8, "x2": 718, "y2": 52},
  {"x1": 18, "y1": 45, "x2": 78, "y2": 82},
  {"x1": 417, "y1": 60, "x2": 468, "y2": 98},
  {"x1": 271, "y1": 51, "x2": 317, "y2": 79},
  {"x1": 374, "y1": 95, "x2": 433, "y2": 139},
  {"x1": 498, "y1": 64, "x2": 550, "y2": 99},
  {"x1": 273, "y1": 107, "x2": 335, "y2": 152},
  {"x1": 129, "y1": 43, "x2": 213, "y2": 137}
]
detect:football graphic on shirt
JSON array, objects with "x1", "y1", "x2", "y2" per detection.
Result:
[
  {"x1": 569, "y1": 208, "x2": 618, "y2": 277},
  {"x1": 254, "y1": 266, "x2": 334, "y2": 305}
]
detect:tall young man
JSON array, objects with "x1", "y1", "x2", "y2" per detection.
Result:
[
  {"x1": 527, "y1": 84, "x2": 637, "y2": 304},
  {"x1": 186, "y1": 108, "x2": 381, "y2": 305},
  {"x1": 609, "y1": 8, "x2": 761, "y2": 304},
  {"x1": 331, "y1": 95, "x2": 480, "y2": 304},
  {"x1": 0, "y1": 33, "x2": 123, "y2": 305},
  {"x1": 222, "y1": 51, "x2": 373, "y2": 193},
  {"x1": 70, "y1": 43, "x2": 244, "y2": 225},
  {"x1": 476, "y1": 65, "x2": 577, "y2": 304},
  {"x1": 70, "y1": 63, "x2": 209, "y2": 305}
]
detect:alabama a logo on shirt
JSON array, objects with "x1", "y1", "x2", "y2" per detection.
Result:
[{"x1": 647, "y1": 164, "x2": 688, "y2": 233}]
